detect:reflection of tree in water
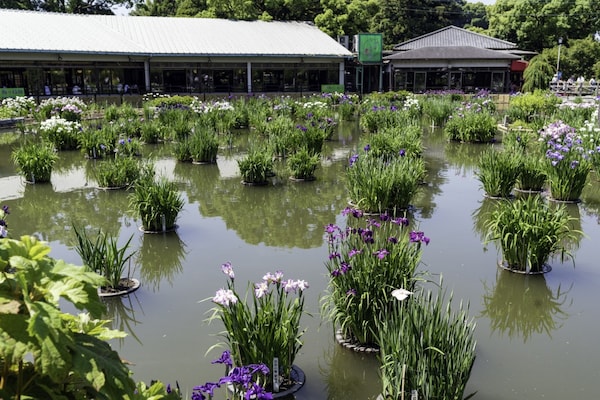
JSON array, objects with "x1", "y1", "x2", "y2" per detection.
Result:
[
  {"x1": 445, "y1": 141, "x2": 494, "y2": 177},
  {"x1": 173, "y1": 161, "x2": 222, "y2": 215},
  {"x1": 481, "y1": 269, "x2": 571, "y2": 343},
  {"x1": 137, "y1": 232, "x2": 187, "y2": 292},
  {"x1": 102, "y1": 295, "x2": 144, "y2": 345},
  {"x1": 318, "y1": 343, "x2": 381, "y2": 400},
  {"x1": 17, "y1": 184, "x2": 134, "y2": 243},
  {"x1": 174, "y1": 152, "x2": 349, "y2": 249}
]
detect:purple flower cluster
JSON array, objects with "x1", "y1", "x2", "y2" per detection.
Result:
[
  {"x1": 192, "y1": 350, "x2": 272, "y2": 400},
  {"x1": 409, "y1": 231, "x2": 430, "y2": 245},
  {"x1": 541, "y1": 120, "x2": 587, "y2": 168},
  {"x1": 324, "y1": 208, "x2": 429, "y2": 278}
]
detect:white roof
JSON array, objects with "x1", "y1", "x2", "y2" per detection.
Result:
[{"x1": 0, "y1": 9, "x2": 352, "y2": 58}]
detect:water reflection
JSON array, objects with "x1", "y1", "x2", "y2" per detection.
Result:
[
  {"x1": 581, "y1": 173, "x2": 600, "y2": 223},
  {"x1": 16, "y1": 184, "x2": 134, "y2": 242},
  {"x1": 103, "y1": 295, "x2": 144, "y2": 345},
  {"x1": 471, "y1": 197, "x2": 501, "y2": 244},
  {"x1": 445, "y1": 141, "x2": 494, "y2": 177},
  {"x1": 137, "y1": 232, "x2": 187, "y2": 291},
  {"x1": 481, "y1": 269, "x2": 571, "y2": 342},
  {"x1": 173, "y1": 154, "x2": 348, "y2": 249},
  {"x1": 319, "y1": 343, "x2": 381, "y2": 400}
]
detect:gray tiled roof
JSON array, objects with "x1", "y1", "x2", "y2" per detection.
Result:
[
  {"x1": 393, "y1": 26, "x2": 517, "y2": 51},
  {"x1": 0, "y1": 9, "x2": 352, "y2": 58},
  {"x1": 384, "y1": 46, "x2": 520, "y2": 61}
]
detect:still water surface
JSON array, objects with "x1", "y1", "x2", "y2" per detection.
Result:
[{"x1": 2, "y1": 123, "x2": 600, "y2": 399}]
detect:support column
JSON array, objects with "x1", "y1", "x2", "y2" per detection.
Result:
[
  {"x1": 247, "y1": 62, "x2": 252, "y2": 93},
  {"x1": 144, "y1": 59, "x2": 151, "y2": 93},
  {"x1": 339, "y1": 61, "x2": 345, "y2": 87}
]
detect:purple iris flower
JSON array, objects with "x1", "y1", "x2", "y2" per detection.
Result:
[{"x1": 212, "y1": 350, "x2": 233, "y2": 367}]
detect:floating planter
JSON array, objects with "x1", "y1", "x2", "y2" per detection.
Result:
[{"x1": 484, "y1": 196, "x2": 580, "y2": 274}]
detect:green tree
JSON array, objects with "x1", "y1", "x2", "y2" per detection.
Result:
[
  {"x1": 489, "y1": 0, "x2": 600, "y2": 52},
  {"x1": 460, "y1": 1, "x2": 489, "y2": 30},
  {"x1": 522, "y1": 53, "x2": 555, "y2": 92},
  {"x1": 365, "y1": 0, "x2": 468, "y2": 48},
  {"x1": 315, "y1": 0, "x2": 377, "y2": 38},
  {"x1": 132, "y1": 0, "x2": 178, "y2": 16},
  {"x1": 0, "y1": 0, "x2": 137, "y2": 13},
  {"x1": 562, "y1": 37, "x2": 600, "y2": 79},
  {"x1": 175, "y1": 0, "x2": 206, "y2": 16}
]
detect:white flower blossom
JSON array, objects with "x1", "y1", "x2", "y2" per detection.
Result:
[
  {"x1": 391, "y1": 288, "x2": 413, "y2": 301},
  {"x1": 213, "y1": 289, "x2": 237, "y2": 306}
]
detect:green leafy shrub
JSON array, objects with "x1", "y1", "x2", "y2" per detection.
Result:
[
  {"x1": 238, "y1": 147, "x2": 274, "y2": 185},
  {"x1": 444, "y1": 103, "x2": 497, "y2": 143},
  {"x1": 287, "y1": 147, "x2": 319, "y2": 180},
  {"x1": 189, "y1": 125, "x2": 219, "y2": 163},
  {"x1": 129, "y1": 177, "x2": 185, "y2": 232},
  {"x1": 476, "y1": 149, "x2": 521, "y2": 198},
  {"x1": 95, "y1": 156, "x2": 142, "y2": 188},
  {"x1": 346, "y1": 150, "x2": 425, "y2": 213},
  {"x1": 11, "y1": 141, "x2": 58, "y2": 183},
  {"x1": 73, "y1": 225, "x2": 136, "y2": 290},
  {"x1": 377, "y1": 286, "x2": 476, "y2": 400},
  {"x1": 506, "y1": 91, "x2": 560, "y2": 126},
  {"x1": 485, "y1": 196, "x2": 579, "y2": 273}
]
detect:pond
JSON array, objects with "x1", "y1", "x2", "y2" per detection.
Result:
[{"x1": 2, "y1": 121, "x2": 600, "y2": 399}]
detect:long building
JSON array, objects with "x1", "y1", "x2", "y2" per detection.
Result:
[{"x1": 0, "y1": 9, "x2": 352, "y2": 97}]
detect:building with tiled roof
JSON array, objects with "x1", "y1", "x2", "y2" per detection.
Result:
[{"x1": 384, "y1": 26, "x2": 530, "y2": 93}]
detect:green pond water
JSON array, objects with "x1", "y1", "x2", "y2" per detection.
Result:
[{"x1": 2, "y1": 122, "x2": 600, "y2": 399}]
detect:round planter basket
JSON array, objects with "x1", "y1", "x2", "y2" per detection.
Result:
[
  {"x1": 498, "y1": 261, "x2": 552, "y2": 275},
  {"x1": 335, "y1": 329, "x2": 379, "y2": 354},
  {"x1": 273, "y1": 365, "x2": 305, "y2": 398},
  {"x1": 289, "y1": 176, "x2": 316, "y2": 182},
  {"x1": 138, "y1": 224, "x2": 178, "y2": 234},
  {"x1": 98, "y1": 278, "x2": 140, "y2": 298},
  {"x1": 548, "y1": 196, "x2": 581, "y2": 204},
  {"x1": 226, "y1": 365, "x2": 305, "y2": 399},
  {"x1": 241, "y1": 180, "x2": 269, "y2": 186}
]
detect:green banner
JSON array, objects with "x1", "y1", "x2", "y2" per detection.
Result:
[
  {"x1": 0, "y1": 87, "x2": 25, "y2": 99},
  {"x1": 321, "y1": 84, "x2": 344, "y2": 93},
  {"x1": 358, "y1": 33, "x2": 382, "y2": 64}
]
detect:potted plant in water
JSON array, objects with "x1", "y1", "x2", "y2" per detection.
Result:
[
  {"x1": 95, "y1": 156, "x2": 143, "y2": 189},
  {"x1": 11, "y1": 141, "x2": 58, "y2": 183},
  {"x1": 238, "y1": 146, "x2": 274, "y2": 185},
  {"x1": 323, "y1": 207, "x2": 429, "y2": 348},
  {"x1": 346, "y1": 148, "x2": 425, "y2": 213},
  {"x1": 129, "y1": 176, "x2": 185, "y2": 233},
  {"x1": 287, "y1": 147, "x2": 319, "y2": 181},
  {"x1": 475, "y1": 149, "x2": 521, "y2": 198},
  {"x1": 206, "y1": 262, "x2": 308, "y2": 396},
  {"x1": 484, "y1": 196, "x2": 580, "y2": 274},
  {"x1": 541, "y1": 120, "x2": 591, "y2": 202},
  {"x1": 376, "y1": 284, "x2": 477, "y2": 400},
  {"x1": 189, "y1": 126, "x2": 219, "y2": 164},
  {"x1": 73, "y1": 225, "x2": 139, "y2": 296}
]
